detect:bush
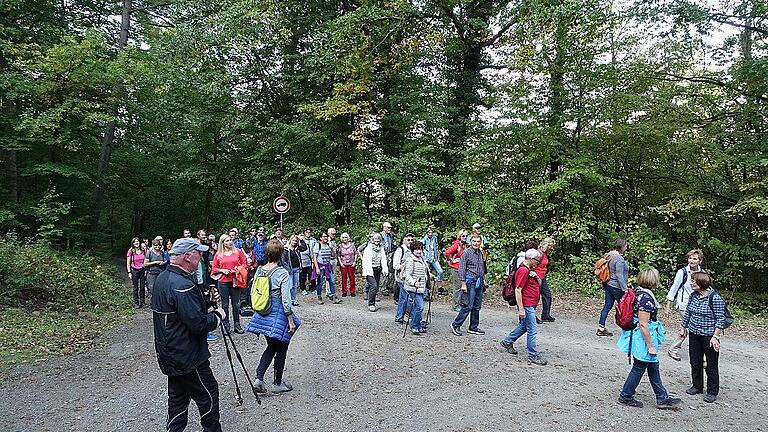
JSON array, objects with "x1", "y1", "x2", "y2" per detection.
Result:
[{"x1": 0, "y1": 236, "x2": 130, "y2": 311}]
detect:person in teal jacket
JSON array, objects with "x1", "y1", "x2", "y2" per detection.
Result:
[{"x1": 617, "y1": 268, "x2": 682, "y2": 410}]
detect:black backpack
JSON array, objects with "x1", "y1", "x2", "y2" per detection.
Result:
[{"x1": 709, "y1": 289, "x2": 734, "y2": 329}]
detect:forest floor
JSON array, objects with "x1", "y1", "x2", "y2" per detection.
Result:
[{"x1": 1, "y1": 282, "x2": 767, "y2": 432}]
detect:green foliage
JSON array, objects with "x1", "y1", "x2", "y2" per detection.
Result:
[{"x1": 0, "y1": 236, "x2": 131, "y2": 310}]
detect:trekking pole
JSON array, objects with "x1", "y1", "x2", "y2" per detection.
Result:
[
  {"x1": 426, "y1": 287, "x2": 432, "y2": 325},
  {"x1": 220, "y1": 321, "x2": 244, "y2": 405},
  {"x1": 402, "y1": 291, "x2": 414, "y2": 338},
  {"x1": 223, "y1": 326, "x2": 262, "y2": 405}
]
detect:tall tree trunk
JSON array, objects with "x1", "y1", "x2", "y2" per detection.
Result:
[
  {"x1": 89, "y1": 0, "x2": 132, "y2": 231},
  {"x1": 1, "y1": 49, "x2": 18, "y2": 203},
  {"x1": 545, "y1": 10, "x2": 568, "y2": 222}
]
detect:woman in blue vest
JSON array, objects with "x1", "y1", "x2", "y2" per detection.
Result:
[{"x1": 246, "y1": 239, "x2": 300, "y2": 393}]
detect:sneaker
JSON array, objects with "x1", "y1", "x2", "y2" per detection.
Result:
[
  {"x1": 206, "y1": 332, "x2": 218, "y2": 342},
  {"x1": 656, "y1": 397, "x2": 683, "y2": 410},
  {"x1": 466, "y1": 328, "x2": 485, "y2": 335},
  {"x1": 411, "y1": 328, "x2": 421, "y2": 335},
  {"x1": 528, "y1": 355, "x2": 548, "y2": 366},
  {"x1": 667, "y1": 349, "x2": 682, "y2": 361},
  {"x1": 536, "y1": 317, "x2": 543, "y2": 324},
  {"x1": 292, "y1": 301, "x2": 301, "y2": 307},
  {"x1": 351, "y1": 293, "x2": 356, "y2": 297},
  {"x1": 451, "y1": 325, "x2": 462, "y2": 336},
  {"x1": 500, "y1": 341, "x2": 518, "y2": 355},
  {"x1": 686, "y1": 386, "x2": 703, "y2": 395},
  {"x1": 368, "y1": 305, "x2": 376, "y2": 312},
  {"x1": 543, "y1": 316, "x2": 556, "y2": 322},
  {"x1": 703, "y1": 394, "x2": 717, "y2": 403},
  {"x1": 618, "y1": 397, "x2": 643, "y2": 408},
  {"x1": 254, "y1": 378, "x2": 267, "y2": 393},
  {"x1": 342, "y1": 293, "x2": 347, "y2": 297},
  {"x1": 596, "y1": 328, "x2": 613, "y2": 337},
  {"x1": 419, "y1": 327, "x2": 427, "y2": 333},
  {"x1": 395, "y1": 319, "x2": 405, "y2": 324},
  {"x1": 317, "y1": 297, "x2": 324, "y2": 305},
  {"x1": 273, "y1": 381, "x2": 293, "y2": 393},
  {"x1": 332, "y1": 297, "x2": 342, "y2": 304}
]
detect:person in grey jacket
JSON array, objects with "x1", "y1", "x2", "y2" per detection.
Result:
[
  {"x1": 403, "y1": 240, "x2": 429, "y2": 335},
  {"x1": 597, "y1": 238, "x2": 629, "y2": 336}
]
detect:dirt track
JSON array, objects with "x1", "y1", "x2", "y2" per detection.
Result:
[{"x1": 1, "y1": 293, "x2": 766, "y2": 432}]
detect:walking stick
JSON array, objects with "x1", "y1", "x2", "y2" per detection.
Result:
[
  {"x1": 223, "y1": 325, "x2": 262, "y2": 405},
  {"x1": 220, "y1": 321, "x2": 244, "y2": 405},
  {"x1": 402, "y1": 291, "x2": 415, "y2": 338}
]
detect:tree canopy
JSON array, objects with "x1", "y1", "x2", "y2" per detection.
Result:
[{"x1": 1, "y1": 0, "x2": 766, "y2": 291}]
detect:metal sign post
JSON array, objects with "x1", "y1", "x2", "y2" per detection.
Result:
[{"x1": 273, "y1": 195, "x2": 291, "y2": 230}]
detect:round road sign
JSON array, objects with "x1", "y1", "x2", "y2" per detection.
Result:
[{"x1": 273, "y1": 195, "x2": 291, "y2": 214}]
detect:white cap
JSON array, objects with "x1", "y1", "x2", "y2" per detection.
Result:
[
  {"x1": 383, "y1": 222, "x2": 392, "y2": 228},
  {"x1": 472, "y1": 223, "x2": 481, "y2": 229}
]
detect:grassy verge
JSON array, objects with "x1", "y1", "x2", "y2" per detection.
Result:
[{"x1": 0, "y1": 306, "x2": 134, "y2": 368}]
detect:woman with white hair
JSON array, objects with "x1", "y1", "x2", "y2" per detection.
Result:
[
  {"x1": 362, "y1": 233, "x2": 388, "y2": 312},
  {"x1": 337, "y1": 232, "x2": 357, "y2": 297}
]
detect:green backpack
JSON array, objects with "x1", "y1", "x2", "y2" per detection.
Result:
[{"x1": 251, "y1": 267, "x2": 277, "y2": 317}]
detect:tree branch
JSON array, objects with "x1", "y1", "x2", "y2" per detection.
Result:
[{"x1": 479, "y1": 19, "x2": 516, "y2": 47}]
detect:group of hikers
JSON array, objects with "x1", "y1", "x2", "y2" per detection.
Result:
[{"x1": 140, "y1": 222, "x2": 733, "y2": 432}]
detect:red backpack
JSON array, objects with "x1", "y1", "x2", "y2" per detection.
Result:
[
  {"x1": 615, "y1": 287, "x2": 637, "y2": 331},
  {"x1": 501, "y1": 273, "x2": 517, "y2": 306}
]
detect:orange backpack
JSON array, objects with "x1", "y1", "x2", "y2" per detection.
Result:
[{"x1": 594, "y1": 255, "x2": 612, "y2": 282}]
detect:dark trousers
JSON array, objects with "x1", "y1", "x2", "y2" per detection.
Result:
[
  {"x1": 167, "y1": 360, "x2": 222, "y2": 432},
  {"x1": 689, "y1": 333, "x2": 720, "y2": 395},
  {"x1": 599, "y1": 283, "x2": 624, "y2": 327},
  {"x1": 366, "y1": 266, "x2": 382, "y2": 306},
  {"x1": 300, "y1": 266, "x2": 315, "y2": 292},
  {"x1": 257, "y1": 336, "x2": 290, "y2": 385},
  {"x1": 217, "y1": 281, "x2": 240, "y2": 329},
  {"x1": 540, "y1": 277, "x2": 553, "y2": 319},
  {"x1": 619, "y1": 359, "x2": 669, "y2": 402},
  {"x1": 131, "y1": 268, "x2": 145, "y2": 306}
]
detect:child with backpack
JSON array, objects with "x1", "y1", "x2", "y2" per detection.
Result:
[
  {"x1": 680, "y1": 272, "x2": 732, "y2": 403},
  {"x1": 617, "y1": 268, "x2": 682, "y2": 410},
  {"x1": 664, "y1": 249, "x2": 705, "y2": 361}
]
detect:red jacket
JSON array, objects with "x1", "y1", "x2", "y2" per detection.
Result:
[
  {"x1": 443, "y1": 239, "x2": 466, "y2": 270},
  {"x1": 515, "y1": 263, "x2": 540, "y2": 307}
]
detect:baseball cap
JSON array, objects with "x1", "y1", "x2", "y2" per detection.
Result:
[
  {"x1": 229, "y1": 227, "x2": 238, "y2": 234},
  {"x1": 472, "y1": 223, "x2": 481, "y2": 229},
  {"x1": 170, "y1": 238, "x2": 209, "y2": 256},
  {"x1": 383, "y1": 222, "x2": 392, "y2": 228}
]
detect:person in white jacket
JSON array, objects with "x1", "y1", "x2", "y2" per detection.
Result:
[
  {"x1": 403, "y1": 241, "x2": 429, "y2": 335},
  {"x1": 362, "y1": 233, "x2": 389, "y2": 312},
  {"x1": 664, "y1": 249, "x2": 705, "y2": 361}
]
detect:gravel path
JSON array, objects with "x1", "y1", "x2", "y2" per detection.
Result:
[{"x1": 1, "y1": 293, "x2": 766, "y2": 431}]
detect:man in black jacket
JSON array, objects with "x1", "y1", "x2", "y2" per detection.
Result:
[{"x1": 152, "y1": 238, "x2": 226, "y2": 432}]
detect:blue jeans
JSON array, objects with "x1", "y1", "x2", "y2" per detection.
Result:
[
  {"x1": 503, "y1": 306, "x2": 538, "y2": 357},
  {"x1": 451, "y1": 282, "x2": 484, "y2": 330},
  {"x1": 410, "y1": 293, "x2": 424, "y2": 330},
  {"x1": 427, "y1": 260, "x2": 444, "y2": 281},
  {"x1": 315, "y1": 268, "x2": 337, "y2": 298},
  {"x1": 620, "y1": 359, "x2": 669, "y2": 402},
  {"x1": 394, "y1": 282, "x2": 407, "y2": 320},
  {"x1": 599, "y1": 282, "x2": 625, "y2": 327},
  {"x1": 290, "y1": 268, "x2": 300, "y2": 302}
]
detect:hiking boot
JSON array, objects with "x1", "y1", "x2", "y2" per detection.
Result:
[
  {"x1": 273, "y1": 381, "x2": 293, "y2": 393},
  {"x1": 500, "y1": 341, "x2": 518, "y2": 355},
  {"x1": 411, "y1": 328, "x2": 421, "y2": 335},
  {"x1": 466, "y1": 328, "x2": 485, "y2": 335},
  {"x1": 253, "y1": 379, "x2": 267, "y2": 394},
  {"x1": 667, "y1": 348, "x2": 682, "y2": 361},
  {"x1": 395, "y1": 319, "x2": 405, "y2": 324},
  {"x1": 528, "y1": 355, "x2": 547, "y2": 366},
  {"x1": 368, "y1": 305, "x2": 376, "y2": 312},
  {"x1": 536, "y1": 317, "x2": 543, "y2": 324},
  {"x1": 596, "y1": 328, "x2": 613, "y2": 337},
  {"x1": 451, "y1": 325, "x2": 463, "y2": 336},
  {"x1": 618, "y1": 397, "x2": 643, "y2": 408},
  {"x1": 543, "y1": 316, "x2": 556, "y2": 322},
  {"x1": 686, "y1": 386, "x2": 703, "y2": 395},
  {"x1": 233, "y1": 322, "x2": 245, "y2": 334},
  {"x1": 351, "y1": 292, "x2": 356, "y2": 297},
  {"x1": 206, "y1": 332, "x2": 218, "y2": 342},
  {"x1": 703, "y1": 394, "x2": 717, "y2": 403},
  {"x1": 657, "y1": 397, "x2": 682, "y2": 410},
  {"x1": 317, "y1": 297, "x2": 324, "y2": 305}
]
